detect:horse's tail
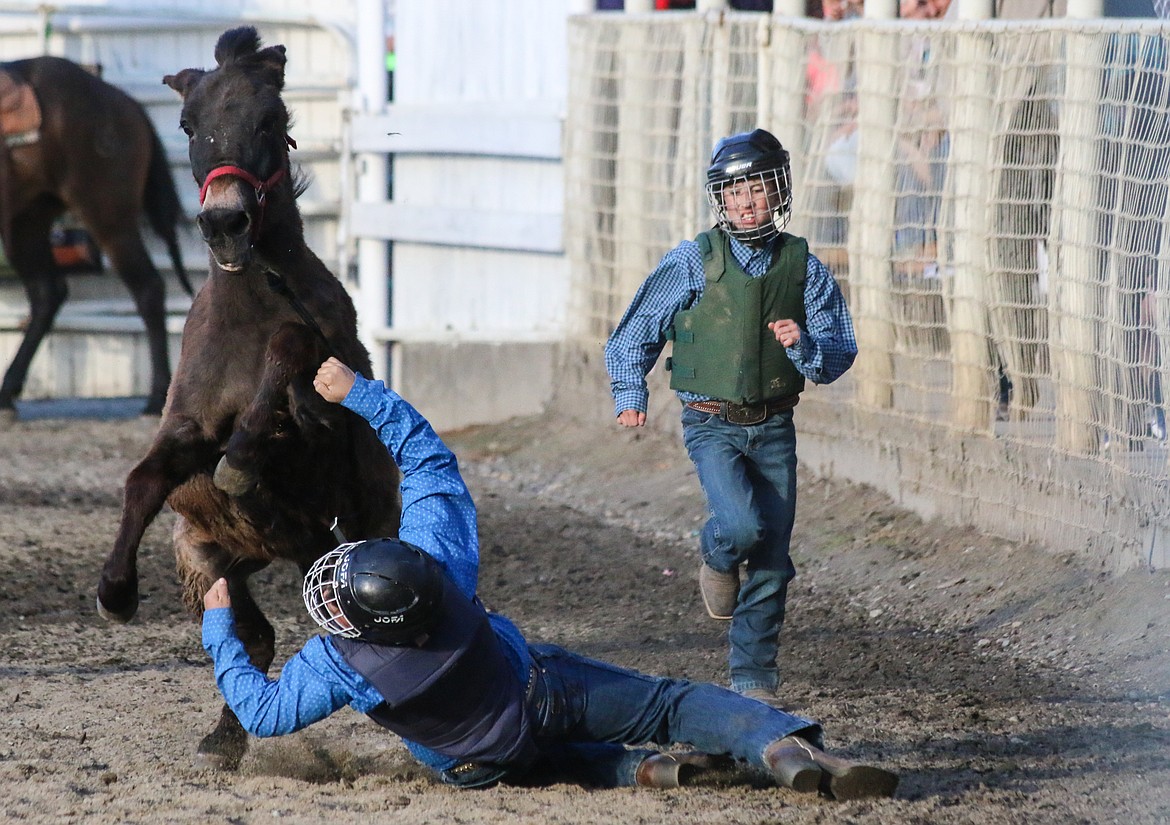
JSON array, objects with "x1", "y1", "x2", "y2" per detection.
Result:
[
  {"x1": 143, "y1": 122, "x2": 194, "y2": 297},
  {"x1": 0, "y1": 140, "x2": 11, "y2": 260}
]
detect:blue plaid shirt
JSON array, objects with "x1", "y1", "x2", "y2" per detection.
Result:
[{"x1": 605, "y1": 233, "x2": 857, "y2": 416}]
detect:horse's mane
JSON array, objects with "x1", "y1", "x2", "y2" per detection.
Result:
[
  {"x1": 213, "y1": 26, "x2": 286, "y2": 91},
  {"x1": 214, "y1": 26, "x2": 260, "y2": 66}
]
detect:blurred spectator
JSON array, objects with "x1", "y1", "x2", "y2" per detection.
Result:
[
  {"x1": 803, "y1": 2, "x2": 860, "y2": 279},
  {"x1": 821, "y1": 0, "x2": 863, "y2": 18},
  {"x1": 817, "y1": 86, "x2": 858, "y2": 263},
  {"x1": 900, "y1": 0, "x2": 950, "y2": 17},
  {"x1": 892, "y1": 88, "x2": 949, "y2": 278},
  {"x1": 805, "y1": 1, "x2": 861, "y2": 119}
]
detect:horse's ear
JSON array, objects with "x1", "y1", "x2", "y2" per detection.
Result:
[
  {"x1": 163, "y1": 69, "x2": 205, "y2": 99},
  {"x1": 254, "y1": 44, "x2": 288, "y2": 92}
]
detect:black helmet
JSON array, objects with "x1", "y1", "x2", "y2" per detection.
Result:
[
  {"x1": 302, "y1": 538, "x2": 444, "y2": 645},
  {"x1": 705, "y1": 128, "x2": 793, "y2": 244}
]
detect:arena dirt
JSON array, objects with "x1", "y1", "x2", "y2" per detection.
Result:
[{"x1": 0, "y1": 410, "x2": 1167, "y2": 824}]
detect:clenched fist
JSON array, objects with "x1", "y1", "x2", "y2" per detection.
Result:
[{"x1": 314, "y1": 357, "x2": 356, "y2": 403}]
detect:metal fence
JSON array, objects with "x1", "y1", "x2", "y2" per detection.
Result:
[{"x1": 564, "y1": 13, "x2": 1169, "y2": 571}]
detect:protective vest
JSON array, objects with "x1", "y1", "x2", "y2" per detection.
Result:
[
  {"x1": 333, "y1": 575, "x2": 536, "y2": 768},
  {"x1": 667, "y1": 229, "x2": 808, "y2": 404}
]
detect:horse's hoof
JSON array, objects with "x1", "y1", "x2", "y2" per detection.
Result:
[
  {"x1": 0, "y1": 407, "x2": 16, "y2": 428},
  {"x1": 196, "y1": 731, "x2": 247, "y2": 772},
  {"x1": 96, "y1": 593, "x2": 137, "y2": 624},
  {"x1": 213, "y1": 456, "x2": 257, "y2": 496}
]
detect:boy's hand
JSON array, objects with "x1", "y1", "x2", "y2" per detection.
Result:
[
  {"x1": 768, "y1": 319, "x2": 802, "y2": 349},
  {"x1": 616, "y1": 409, "x2": 646, "y2": 428},
  {"x1": 204, "y1": 577, "x2": 231, "y2": 611},
  {"x1": 314, "y1": 357, "x2": 356, "y2": 403}
]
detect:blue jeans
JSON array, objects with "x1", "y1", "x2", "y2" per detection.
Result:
[
  {"x1": 517, "y1": 643, "x2": 820, "y2": 787},
  {"x1": 680, "y1": 405, "x2": 798, "y2": 694}
]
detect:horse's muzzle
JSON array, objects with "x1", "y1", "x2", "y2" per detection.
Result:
[{"x1": 198, "y1": 207, "x2": 254, "y2": 272}]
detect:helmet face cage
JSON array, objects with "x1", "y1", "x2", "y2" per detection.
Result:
[
  {"x1": 303, "y1": 538, "x2": 444, "y2": 645},
  {"x1": 303, "y1": 542, "x2": 363, "y2": 639},
  {"x1": 705, "y1": 165, "x2": 793, "y2": 244}
]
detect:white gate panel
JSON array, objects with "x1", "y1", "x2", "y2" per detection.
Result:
[
  {"x1": 0, "y1": 3, "x2": 356, "y2": 401},
  {"x1": 392, "y1": 245, "x2": 568, "y2": 337},
  {"x1": 397, "y1": 0, "x2": 569, "y2": 105},
  {"x1": 349, "y1": 0, "x2": 573, "y2": 424}
]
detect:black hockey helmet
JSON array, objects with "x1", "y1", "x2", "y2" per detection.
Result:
[
  {"x1": 705, "y1": 128, "x2": 793, "y2": 244},
  {"x1": 302, "y1": 538, "x2": 444, "y2": 645}
]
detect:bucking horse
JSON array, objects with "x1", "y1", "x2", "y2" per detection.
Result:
[{"x1": 96, "y1": 26, "x2": 402, "y2": 770}]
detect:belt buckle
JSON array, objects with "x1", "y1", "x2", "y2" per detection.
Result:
[{"x1": 725, "y1": 402, "x2": 767, "y2": 425}]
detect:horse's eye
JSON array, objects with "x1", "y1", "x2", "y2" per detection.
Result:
[{"x1": 180, "y1": 121, "x2": 194, "y2": 138}]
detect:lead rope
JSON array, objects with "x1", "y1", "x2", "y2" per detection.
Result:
[
  {"x1": 262, "y1": 265, "x2": 336, "y2": 357},
  {"x1": 262, "y1": 264, "x2": 349, "y2": 543}
]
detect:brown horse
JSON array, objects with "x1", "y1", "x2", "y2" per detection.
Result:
[
  {"x1": 0, "y1": 56, "x2": 192, "y2": 417},
  {"x1": 96, "y1": 27, "x2": 402, "y2": 769}
]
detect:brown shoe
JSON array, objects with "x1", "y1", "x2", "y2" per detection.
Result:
[
  {"x1": 740, "y1": 687, "x2": 786, "y2": 710},
  {"x1": 766, "y1": 736, "x2": 899, "y2": 800},
  {"x1": 634, "y1": 751, "x2": 716, "y2": 789},
  {"x1": 699, "y1": 563, "x2": 739, "y2": 620}
]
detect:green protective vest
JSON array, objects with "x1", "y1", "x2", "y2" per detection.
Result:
[{"x1": 666, "y1": 229, "x2": 807, "y2": 404}]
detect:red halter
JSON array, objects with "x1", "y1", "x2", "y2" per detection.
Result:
[{"x1": 196, "y1": 135, "x2": 298, "y2": 237}]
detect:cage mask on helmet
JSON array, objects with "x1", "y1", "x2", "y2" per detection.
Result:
[
  {"x1": 302, "y1": 538, "x2": 444, "y2": 645},
  {"x1": 705, "y1": 128, "x2": 793, "y2": 245}
]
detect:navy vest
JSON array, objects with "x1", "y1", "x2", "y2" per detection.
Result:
[{"x1": 333, "y1": 575, "x2": 536, "y2": 767}]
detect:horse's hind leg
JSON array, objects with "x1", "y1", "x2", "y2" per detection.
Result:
[
  {"x1": 0, "y1": 206, "x2": 67, "y2": 417},
  {"x1": 214, "y1": 322, "x2": 319, "y2": 496},
  {"x1": 94, "y1": 228, "x2": 172, "y2": 415},
  {"x1": 174, "y1": 517, "x2": 275, "y2": 771}
]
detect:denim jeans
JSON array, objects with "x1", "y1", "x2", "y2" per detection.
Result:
[
  {"x1": 518, "y1": 643, "x2": 820, "y2": 787},
  {"x1": 680, "y1": 405, "x2": 798, "y2": 694}
]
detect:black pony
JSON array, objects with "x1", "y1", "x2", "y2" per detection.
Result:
[
  {"x1": 0, "y1": 56, "x2": 191, "y2": 417},
  {"x1": 97, "y1": 27, "x2": 401, "y2": 769}
]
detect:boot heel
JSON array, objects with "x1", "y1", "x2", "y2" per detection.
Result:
[{"x1": 763, "y1": 738, "x2": 823, "y2": 793}]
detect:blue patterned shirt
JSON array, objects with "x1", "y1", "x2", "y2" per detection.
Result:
[
  {"x1": 604, "y1": 233, "x2": 857, "y2": 416},
  {"x1": 202, "y1": 374, "x2": 530, "y2": 773}
]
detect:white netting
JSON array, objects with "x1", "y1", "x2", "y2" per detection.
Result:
[{"x1": 566, "y1": 15, "x2": 1170, "y2": 570}]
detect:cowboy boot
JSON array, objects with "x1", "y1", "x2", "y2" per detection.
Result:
[
  {"x1": 762, "y1": 737, "x2": 823, "y2": 793},
  {"x1": 766, "y1": 736, "x2": 899, "y2": 800},
  {"x1": 635, "y1": 751, "x2": 720, "y2": 789},
  {"x1": 699, "y1": 563, "x2": 739, "y2": 620}
]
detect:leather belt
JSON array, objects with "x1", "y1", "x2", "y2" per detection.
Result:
[{"x1": 686, "y1": 395, "x2": 799, "y2": 425}]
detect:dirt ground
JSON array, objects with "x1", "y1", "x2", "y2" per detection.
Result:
[{"x1": 1, "y1": 403, "x2": 1168, "y2": 825}]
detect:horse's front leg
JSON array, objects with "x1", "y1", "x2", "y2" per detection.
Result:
[
  {"x1": 213, "y1": 322, "x2": 321, "y2": 497},
  {"x1": 97, "y1": 419, "x2": 217, "y2": 622},
  {"x1": 174, "y1": 519, "x2": 273, "y2": 771}
]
